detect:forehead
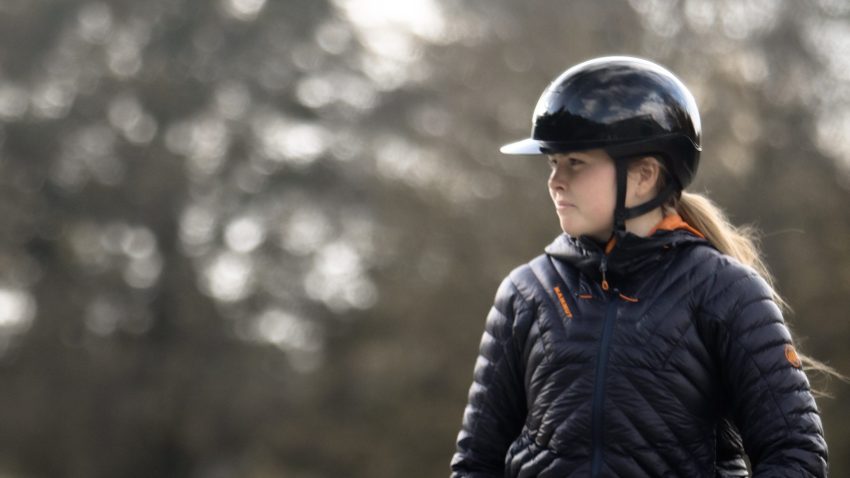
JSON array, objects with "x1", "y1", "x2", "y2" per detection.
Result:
[{"x1": 548, "y1": 148, "x2": 613, "y2": 162}]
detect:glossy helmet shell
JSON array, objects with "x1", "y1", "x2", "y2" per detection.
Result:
[{"x1": 501, "y1": 56, "x2": 702, "y2": 190}]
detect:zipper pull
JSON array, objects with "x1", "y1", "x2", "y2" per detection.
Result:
[{"x1": 600, "y1": 256, "x2": 609, "y2": 291}]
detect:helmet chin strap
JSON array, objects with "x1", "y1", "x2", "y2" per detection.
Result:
[{"x1": 612, "y1": 161, "x2": 677, "y2": 233}]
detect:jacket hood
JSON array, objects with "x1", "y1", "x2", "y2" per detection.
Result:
[{"x1": 544, "y1": 215, "x2": 709, "y2": 287}]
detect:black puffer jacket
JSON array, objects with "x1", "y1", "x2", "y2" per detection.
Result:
[{"x1": 451, "y1": 227, "x2": 828, "y2": 477}]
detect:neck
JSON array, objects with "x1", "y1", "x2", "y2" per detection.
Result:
[{"x1": 624, "y1": 207, "x2": 665, "y2": 237}]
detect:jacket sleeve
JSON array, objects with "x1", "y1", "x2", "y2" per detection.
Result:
[
  {"x1": 704, "y1": 262, "x2": 828, "y2": 477},
  {"x1": 451, "y1": 275, "x2": 529, "y2": 477}
]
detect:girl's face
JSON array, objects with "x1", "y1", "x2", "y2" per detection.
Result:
[{"x1": 547, "y1": 149, "x2": 617, "y2": 241}]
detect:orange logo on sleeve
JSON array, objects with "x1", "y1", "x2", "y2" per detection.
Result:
[{"x1": 785, "y1": 344, "x2": 802, "y2": 369}]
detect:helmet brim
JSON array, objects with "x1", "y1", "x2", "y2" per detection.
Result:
[
  {"x1": 499, "y1": 138, "x2": 548, "y2": 155},
  {"x1": 500, "y1": 138, "x2": 613, "y2": 155}
]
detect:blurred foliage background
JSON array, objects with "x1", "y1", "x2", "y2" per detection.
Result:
[{"x1": 0, "y1": 0, "x2": 848, "y2": 476}]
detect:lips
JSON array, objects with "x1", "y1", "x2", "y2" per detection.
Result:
[{"x1": 554, "y1": 201, "x2": 575, "y2": 210}]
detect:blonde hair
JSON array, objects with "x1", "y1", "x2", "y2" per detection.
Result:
[
  {"x1": 671, "y1": 192, "x2": 778, "y2": 301},
  {"x1": 635, "y1": 157, "x2": 846, "y2": 392},
  {"x1": 632, "y1": 156, "x2": 776, "y2": 293}
]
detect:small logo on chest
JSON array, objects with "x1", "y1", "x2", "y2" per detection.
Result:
[{"x1": 553, "y1": 286, "x2": 573, "y2": 319}]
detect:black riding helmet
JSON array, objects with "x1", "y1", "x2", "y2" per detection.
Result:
[{"x1": 501, "y1": 56, "x2": 702, "y2": 233}]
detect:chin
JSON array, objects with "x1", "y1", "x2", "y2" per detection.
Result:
[
  {"x1": 558, "y1": 216, "x2": 602, "y2": 239},
  {"x1": 560, "y1": 223, "x2": 608, "y2": 241},
  {"x1": 559, "y1": 223, "x2": 581, "y2": 238}
]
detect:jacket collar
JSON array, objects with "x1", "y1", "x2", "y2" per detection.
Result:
[{"x1": 544, "y1": 214, "x2": 708, "y2": 287}]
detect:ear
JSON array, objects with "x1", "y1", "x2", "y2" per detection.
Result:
[{"x1": 630, "y1": 157, "x2": 661, "y2": 198}]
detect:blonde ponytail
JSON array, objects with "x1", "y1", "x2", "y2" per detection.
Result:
[
  {"x1": 630, "y1": 157, "x2": 775, "y2": 286},
  {"x1": 673, "y1": 192, "x2": 776, "y2": 293},
  {"x1": 672, "y1": 190, "x2": 846, "y2": 393}
]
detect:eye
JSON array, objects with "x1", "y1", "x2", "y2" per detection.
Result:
[
  {"x1": 569, "y1": 157, "x2": 585, "y2": 167},
  {"x1": 547, "y1": 156, "x2": 558, "y2": 168}
]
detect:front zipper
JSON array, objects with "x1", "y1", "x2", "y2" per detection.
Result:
[
  {"x1": 590, "y1": 289, "x2": 619, "y2": 477},
  {"x1": 600, "y1": 255, "x2": 610, "y2": 291}
]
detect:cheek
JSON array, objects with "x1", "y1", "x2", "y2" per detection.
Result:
[{"x1": 584, "y1": 168, "x2": 617, "y2": 213}]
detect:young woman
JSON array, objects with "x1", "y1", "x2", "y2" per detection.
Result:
[{"x1": 451, "y1": 57, "x2": 828, "y2": 477}]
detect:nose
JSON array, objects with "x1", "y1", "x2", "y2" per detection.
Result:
[{"x1": 548, "y1": 163, "x2": 568, "y2": 191}]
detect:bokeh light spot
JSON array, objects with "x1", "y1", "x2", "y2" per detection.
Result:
[
  {"x1": 220, "y1": 0, "x2": 267, "y2": 21},
  {"x1": 201, "y1": 251, "x2": 255, "y2": 302},
  {"x1": 225, "y1": 215, "x2": 267, "y2": 253},
  {"x1": 0, "y1": 288, "x2": 36, "y2": 334}
]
